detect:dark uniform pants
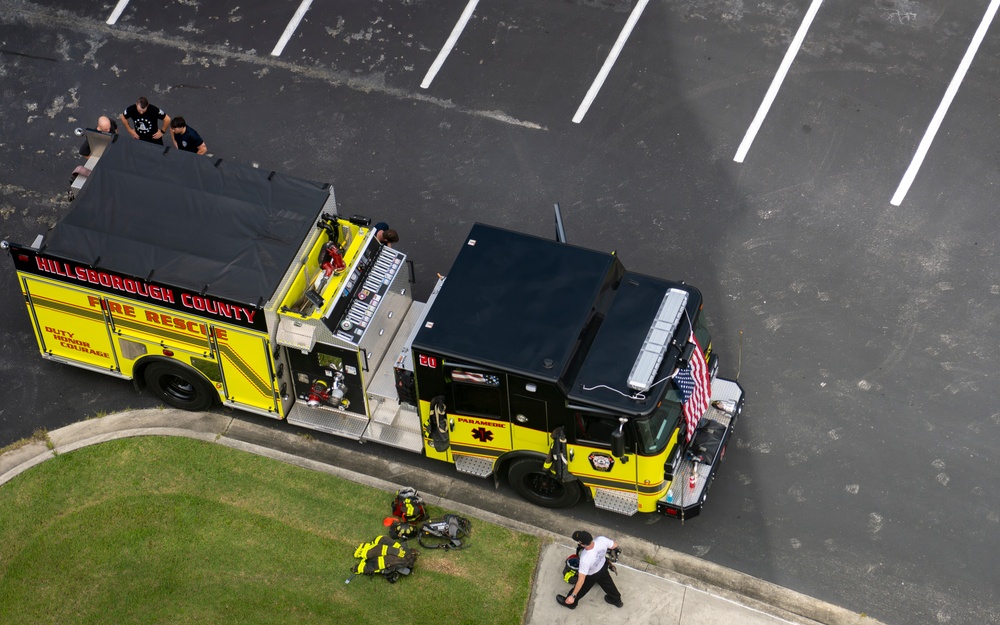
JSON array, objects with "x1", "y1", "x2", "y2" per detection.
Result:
[{"x1": 576, "y1": 559, "x2": 621, "y2": 603}]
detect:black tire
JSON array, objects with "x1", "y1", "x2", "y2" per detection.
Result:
[
  {"x1": 143, "y1": 361, "x2": 216, "y2": 411},
  {"x1": 508, "y1": 458, "x2": 581, "y2": 509}
]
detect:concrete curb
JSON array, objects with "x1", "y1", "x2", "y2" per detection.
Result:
[{"x1": 0, "y1": 410, "x2": 884, "y2": 625}]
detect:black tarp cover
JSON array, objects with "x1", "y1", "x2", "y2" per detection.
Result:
[{"x1": 44, "y1": 138, "x2": 331, "y2": 305}]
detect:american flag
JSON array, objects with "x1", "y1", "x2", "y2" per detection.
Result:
[
  {"x1": 673, "y1": 333, "x2": 711, "y2": 444},
  {"x1": 450, "y1": 370, "x2": 500, "y2": 386}
]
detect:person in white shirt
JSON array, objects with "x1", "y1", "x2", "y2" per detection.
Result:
[{"x1": 556, "y1": 530, "x2": 623, "y2": 609}]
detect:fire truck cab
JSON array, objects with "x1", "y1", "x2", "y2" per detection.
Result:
[{"x1": 398, "y1": 224, "x2": 744, "y2": 519}]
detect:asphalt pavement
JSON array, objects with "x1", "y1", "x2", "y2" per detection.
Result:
[
  {"x1": 3, "y1": 3, "x2": 1000, "y2": 623},
  {"x1": 0, "y1": 409, "x2": 884, "y2": 625}
]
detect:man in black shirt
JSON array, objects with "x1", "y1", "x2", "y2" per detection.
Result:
[
  {"x1": 119, "y1": 96, "x2": 170, "y2": 144},
  {"x1": 169, "y1": 117, "x2": 208, "y2": 155}
]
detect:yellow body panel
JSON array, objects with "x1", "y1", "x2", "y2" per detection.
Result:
[
  {"x1": 216, "y1": 327, "x2": 279, "y2": 414},
  {"x1": 413, "y1": 394, "x2": 673, "y2": 506},
  {"x1": 19, "y1": 273, "x2": 277, "y2": 414},
  {"x1": 449, "y1": 414, "x2": 511, "y2": 460},
  {"x1": 21, "y1": 277, "x2": 118, "y2": 370},
  {"x1": 634, "y1": 450, "x2": 672, "y2": 513},
  {"x1": 566, "y1": 442, "x2": 638, "y2": 496},
  {"x1": 510, "y1": 424, "x2": 549, "y2": 453},
  {"x1": 418, "y1": 401, "x2": 519, "y2": 464},
  {"x1": 105, "y1": 296, "x2": 212, "y2": 355}
]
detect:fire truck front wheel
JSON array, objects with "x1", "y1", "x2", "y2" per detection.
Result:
[
  {"x1": 143, "y1": 361, "x2": 216, "y2": 412},
  {"x1": 508, "y1": 458, "x2": 581, "y2": 509}
]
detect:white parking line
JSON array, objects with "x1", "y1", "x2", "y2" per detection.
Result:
[
  {"x1": 733, "y1": 0, "x2": 824, "y2": 163},
  {"x1": 271, "y1": 0, "x2": 314, "y2": 57},
  {"x1": 572, "y1": 0, "x2": 649, "y2": 124},
  {"x1": 421, "y1": 0, "x2": 480, "y2": 89},
  {"x1": 106, "y1": 0, "x2": 131, "y2": 25},
  {"x1": 890, "y1": 0, "x2": 1000, "y2": 206}
]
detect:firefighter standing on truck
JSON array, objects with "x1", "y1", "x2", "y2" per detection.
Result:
[{"x1": 556, "y1": 530, "x2": 623, "y2": 610}]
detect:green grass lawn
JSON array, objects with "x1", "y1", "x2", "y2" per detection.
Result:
[{"x1": 0, "y1": 437, "x2": 541, "y2": 625}]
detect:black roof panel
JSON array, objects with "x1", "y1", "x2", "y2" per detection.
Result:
[
  {"x1": 414, "y1": 223, "x2": 619, "y2": 381},
  {"x1": 42, "y1": 138, "x2": 330, "y2": 306},
  {"x1": 568, "y1": 272, "x2": 702, "y2": 413}
]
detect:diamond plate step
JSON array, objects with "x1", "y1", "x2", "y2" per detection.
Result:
[
  {"x1": 454, "y1": 454, "x2": 495, "y2": 478},
  {"x1": 594, "y1": 488, "x2": 639, "y2": 516},
  {"x1": 663, "y1": 461, "x2": 706, "y2": 507},
  {"x1": 287, "y1": 403, "x2": 368, "y2": 440}
]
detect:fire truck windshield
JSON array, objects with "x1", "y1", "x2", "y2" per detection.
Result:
[{"x1": 633, "y1": 389, "x2": 683, "y2": 455}]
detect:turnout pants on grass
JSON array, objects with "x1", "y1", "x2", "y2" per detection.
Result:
[{"x1": 576, "y1": 560, "x2": 621, "y2": 603}]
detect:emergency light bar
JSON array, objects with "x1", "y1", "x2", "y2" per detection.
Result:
[{"x1": 627, "y1": 288, "x2": 689, "y2": 392}]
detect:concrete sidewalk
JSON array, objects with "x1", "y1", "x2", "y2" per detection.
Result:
[
  {"x1": 0, "y1": 410, "x2": 884, "y2": 625},
  {"x1": 530, "y1": 543, "x2": 808, "y2": 625}
]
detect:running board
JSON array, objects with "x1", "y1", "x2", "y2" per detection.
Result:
[
  {"x1": 288, "y1": 399, "x2": 425, "y2": 453},
  {"x1": 287, "y1": 403, "x2": 368, "y2": 440},
  {"x1": 454, "y1": 454, "x2": 495, "y2": 478},
  {"x1": 594, "y1": 488, "x2": 639, "y2": 516}
]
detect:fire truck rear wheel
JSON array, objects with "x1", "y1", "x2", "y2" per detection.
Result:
[
  {"x1": 508, "y1": 458, "x2": 581, "y2": 509},
  {"x1": 143, "y1": 361, "x2": 215, "y2": 412}
]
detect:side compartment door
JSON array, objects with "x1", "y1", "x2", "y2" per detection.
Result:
[
  {"x1": 507, "y1": 375, "x2": 552, "y2": 454},
  {"x1": 213, "y1": 326, "x2": 279, "y2": 414},
  {"x1": 566, "y1": 411, "x2": 638, "y2": 495},
  {"x1": 21, "y1": 277, "x2": 118, "y2": 370},
  {"x1": 445, "y1": 364, "x2": 511, "y2": 460}
]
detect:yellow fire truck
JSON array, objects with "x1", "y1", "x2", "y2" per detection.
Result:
[{"x1": 4, "y1": 135, "x2": 744, "y2": 520}]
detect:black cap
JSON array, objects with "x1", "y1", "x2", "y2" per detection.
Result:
[{"x1": 572, "y1": 530, "x2": 593, "y2": 545}]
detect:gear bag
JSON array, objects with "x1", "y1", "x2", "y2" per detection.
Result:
[
  {"x1": 418, "y1": 514, "x2": 472, "y2": 550},
  {"x1": 562, "y1": 555, "x2": 580, "y2": 584},
  {"x1": 391, "y1": 487, "x2": 427, "y2": 523},
  {"x1": 687, "y1": 420, "x2": 726, "y2": 464},
  {"x1": 351, "y1": 535, "x2": 419, "y2": 583},
  {"x1": 562, "y1": 545, "x2": 622, "y2": 583}
]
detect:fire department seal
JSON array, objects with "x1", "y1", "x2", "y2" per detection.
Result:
[{"x1": 588, "y1": 452, "x2": 615, "y2": 472}]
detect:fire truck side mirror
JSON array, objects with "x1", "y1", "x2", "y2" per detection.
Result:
[{"x1": 611, "y1": 428, "x2": 625, "y2": 459}]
